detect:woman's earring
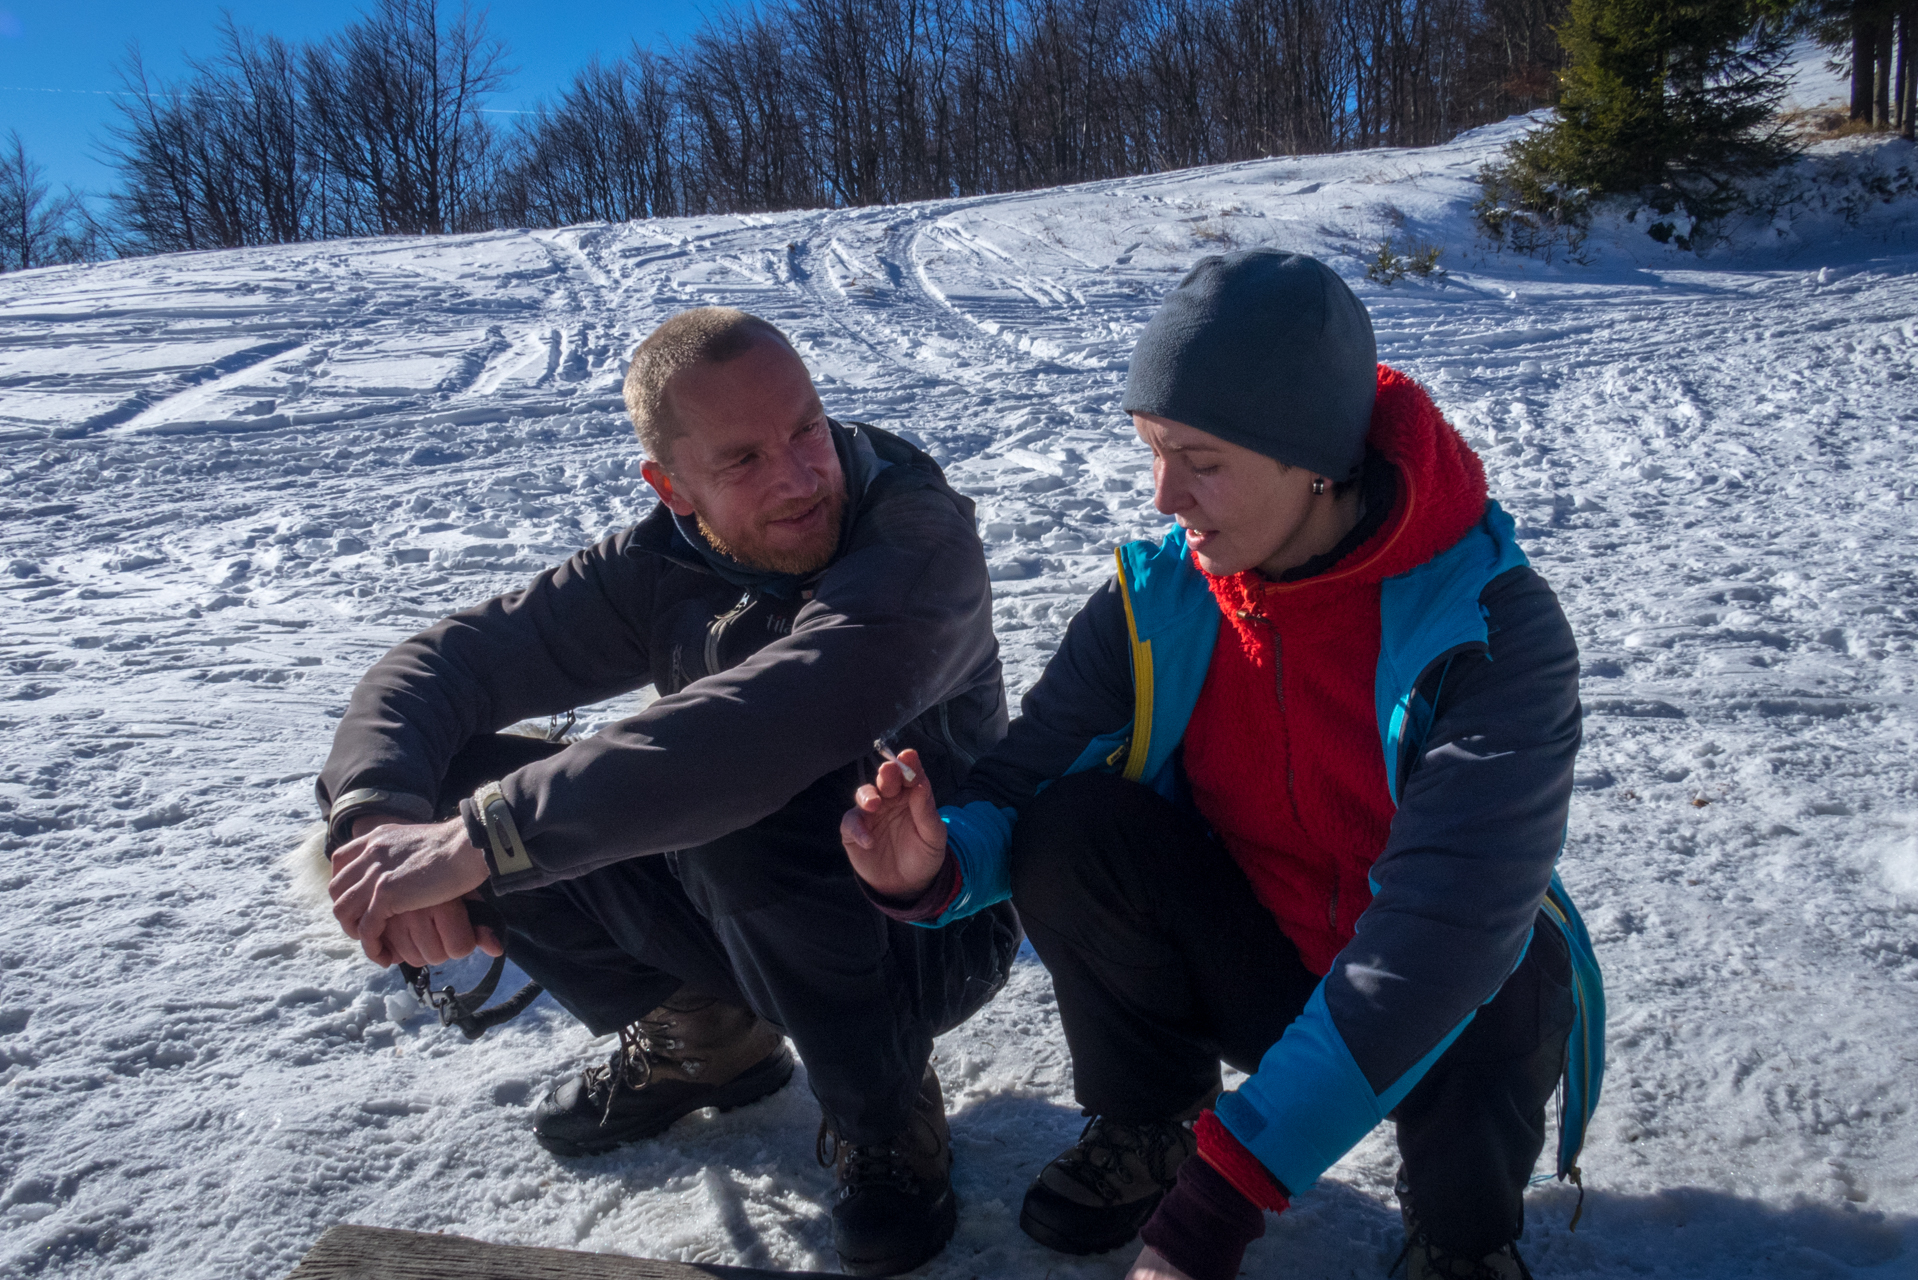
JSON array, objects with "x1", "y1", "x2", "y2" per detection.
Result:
[{"x1": 1311, "y1": 478, "x2": 1326, "y2": 495}]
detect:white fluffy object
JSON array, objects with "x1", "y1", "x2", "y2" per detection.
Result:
[{"x1": 285, "y1": 821, "x2": 332, "y2": 908}]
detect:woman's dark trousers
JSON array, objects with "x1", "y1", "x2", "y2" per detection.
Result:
[
  {"x1": 437, "y1": 734, "x2": 1021, "y2": 1145},
  {"x1": 1010, "y1": 771, "x2": 1574, "y2": 1258}
]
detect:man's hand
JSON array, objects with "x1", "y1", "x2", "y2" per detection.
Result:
[
  {"x1": 366, "y1": 897, "x2": 504, "y2": 969},
  {"x1": 1125, "y1": 1245, "x2": 1196, "y2": 1280},
  {"x1": 839, "y1": 748, "x2": 947, "y2": 899},
  {"x1": 329, "y1": 815, "x2": 495, "y2": 968}
]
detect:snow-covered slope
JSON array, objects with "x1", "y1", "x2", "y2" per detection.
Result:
[{"x1": 2, "y1": 107, "x2": 1916, "y2": 1279}]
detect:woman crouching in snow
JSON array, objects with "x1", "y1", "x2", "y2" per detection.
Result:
[{"x1": 841, "y1": 250, "x2": 1605, "y2": 1280}]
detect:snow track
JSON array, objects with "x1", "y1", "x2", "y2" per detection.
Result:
[{"x1": 2, "y1": 110, "x2": 1917, "y2": 1279}]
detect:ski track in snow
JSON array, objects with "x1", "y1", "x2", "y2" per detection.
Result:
[{"x1": 3, "y1": 104, "x2": 1917, "y2": 1278}]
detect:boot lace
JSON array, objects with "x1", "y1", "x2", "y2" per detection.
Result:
[
  {"x1": 816, "y1": 1120, "x2": 922, "y2": 1194},
  {"x1": 1050, "y1": 1113, "x2": 1187, "y2": 1204},
  {"x1": 581, "y1": 1005, "x2": 708, "y2": 1127}
]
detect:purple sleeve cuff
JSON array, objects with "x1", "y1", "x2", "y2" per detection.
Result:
[
  {"x1": 1139, "y1": 1155, "x2": 1267, "y2": 1280},
  {"x1": 857, "y1": 851, "x2": 962, "y2": 923}
]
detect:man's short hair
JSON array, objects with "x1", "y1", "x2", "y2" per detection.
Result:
[{"x1": 623, "y1": 308, "x2": 794, "y2": 461}]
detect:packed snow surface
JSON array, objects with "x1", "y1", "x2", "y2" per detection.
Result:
[{"x1": 3, "y1": 106, "x2": 1917, "y2": 1278}]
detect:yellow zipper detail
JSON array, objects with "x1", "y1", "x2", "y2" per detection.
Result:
[{"x1": 1114, "y1": 546, "x2": 1154, "y2": 782}]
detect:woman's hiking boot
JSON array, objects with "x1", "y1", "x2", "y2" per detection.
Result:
[
  {"x1": 1392, "y1": 1174, "x2": 1536, "y2": 1280},
  {"x1": 1018, "y1": 1108, "x2": 1204, "y2": 1254},
  {"x1": 533, "y1": 990, "x2": 793, "y2": 1156},
  {"x1": 1395, "y1": 1240, "x2": 1534, "y2": 1280},
  {"x1": 817, "y1": 1063, "x2": 956, "y2": 1276}
]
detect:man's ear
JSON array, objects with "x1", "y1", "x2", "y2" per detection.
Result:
[{"x1": 641, "y1": 459, "x2": 696, "y2": 517}]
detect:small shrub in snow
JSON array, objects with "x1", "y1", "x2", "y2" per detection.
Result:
[
  {"x1": 1474, "y1": 162, "x2": 1595, "y2": 262},
  {"x1": 1481, "y1": 122, "x2": 1916, "y2": 259},
  {"x1": 1365, "y1": 238, "x2": 1448, "y2": 284},
  {"x1": 1588, "y1": 136, "x2": 1918, "y2": 255},
  {"x1": 1727, "y1": 137, "x2": 1918, "y2": 242}
]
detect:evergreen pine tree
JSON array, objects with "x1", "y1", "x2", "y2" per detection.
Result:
[{"x1": 1480, "y1": 0, "x2": 1797, "y2": 249}]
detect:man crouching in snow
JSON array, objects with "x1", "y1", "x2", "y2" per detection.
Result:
[
  {"x1": 843, "y1": 252, "x2": 1604, "y2": 1280},
  {"x1": 317, "y1": 307, "x2": 1019, "y2": 1276}
]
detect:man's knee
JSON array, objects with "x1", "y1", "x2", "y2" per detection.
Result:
[
  {"x1": 675, "y1": 830, "x2": 858, "y2": 919},
  {"x1": 433, "y1": 734, "x2": 566, "y2": 818}
]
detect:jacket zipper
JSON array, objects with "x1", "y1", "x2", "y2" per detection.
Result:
[
  {"x1": 1272, "y1": 630, "x2": 1284, "y2": 710},
  {"x1": 1238, "y1": 606, "x2": 1305, "y2": 822},
  {"x1": 705, "y1": 591, "x2": 754, "y2": 676},
  {"x1": 1272, "y1": 627, "x2": 1304, "y2": 821}
]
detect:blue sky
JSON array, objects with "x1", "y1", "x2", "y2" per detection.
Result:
[{"x1": 0, "y1": 2, "x2": 707, "y2": 196}]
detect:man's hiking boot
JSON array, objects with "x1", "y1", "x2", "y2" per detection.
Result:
[
  {"x1": 818, "y1": 1063, "x2": 956, "y2": 1276},
  {"x1": 1018, "y1": 1107, "x2": 1205, "y2": 1254},
  {"x1": 533, "y1": 991, "x2": 793, "y2": 1157},
  {"x1": 1392, "y1": 1173, "x2": 1536, "y2": 1280}
]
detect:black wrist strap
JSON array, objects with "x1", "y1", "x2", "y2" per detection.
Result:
[{"x1": 396, "y1": 896, "x2": 542, "y2": 1041}]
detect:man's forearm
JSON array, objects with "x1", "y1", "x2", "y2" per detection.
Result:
[
  {"x1": 326, "y1": 788, "x2": 437, "y2": 847},
  {"x1": 349, "y1": 811, "x2": 417, "y2": 841},
  {"x1": 317, "y1": 531, "x2": 658, "y2": 834},
  {"x1": 487, "y1": 607, "x2": 989, "y2": 889}
]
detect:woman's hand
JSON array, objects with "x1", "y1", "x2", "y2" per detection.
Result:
[
  {"x1": 1125, "y1": 1245, "x2": 1196, "y2": 1280},
  {"x1": 839, "y1": 748, "x2": 948, "y2": 898}
]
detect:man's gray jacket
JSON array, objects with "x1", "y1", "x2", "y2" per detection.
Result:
[{"x1": 316, "y1": 421, "x2": 1007, "y2": 891}]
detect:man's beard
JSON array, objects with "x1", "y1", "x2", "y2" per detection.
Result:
[{"x1": 698, "y1": 486, "x2": 846, "y2": 575}]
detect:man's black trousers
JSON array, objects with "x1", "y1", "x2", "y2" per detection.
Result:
[
  {"x1": 438, "y1": 734, "x2": 1021, "y2": 1145},
  {"x1": 1010, "y1": 772, "x2": 1574, "y2": 1257}
]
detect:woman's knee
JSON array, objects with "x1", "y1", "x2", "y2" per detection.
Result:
[{"x1": 1009, "y1": 772, "x2": 1165, "y2": 915}]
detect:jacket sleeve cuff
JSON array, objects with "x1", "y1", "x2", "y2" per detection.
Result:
[
  {"x1": 458, "y1": 781, "x2": 542, "y2": 888},
  {"x1": 858, "y1": 851, "x2": 962, "y2": 923},
  {"x1": 1194, "y1": 1108, "x2": 1293, "y2": 1212},
  {"x1": 915, "y1": 801, "x2": 1016, "y2": 927},
  {"x1": 1139, "y1": 1151, "x2": 1272, "y2": 1280},
  {"x1": 325, "y1": 786, "x2": 434, "y2": 848}
]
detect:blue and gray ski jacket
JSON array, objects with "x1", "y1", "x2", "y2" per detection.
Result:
[{"x1": 925, "y1": 502, "x2": 1605, "y2": 1196}]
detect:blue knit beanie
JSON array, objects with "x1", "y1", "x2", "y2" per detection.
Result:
[{"x1": 1122, "y1": 250, "x2": 1377, "y2": 481}]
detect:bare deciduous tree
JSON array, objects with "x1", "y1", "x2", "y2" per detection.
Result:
[
  {"x1": 498, "y1": 51, "x2": 685, "y2": 225},
  {"x1": 495, "y1": 0, "x2": 1580, "y2": 227},
  {"x1": 302, "y1": 0, "x2": 509, "y2": 236},
  {"x1": 0, "y1": 131, "x2": 93, "y2": 270},
  {"x1": 97, "y1": 0, "x2": 1582, "y2": 255}
]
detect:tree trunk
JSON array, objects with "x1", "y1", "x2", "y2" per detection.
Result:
[
  {"x1": 1894, "y1": 3, "x2": 1910, "y2": 140},
  {"x1": 1897, "y1": 7, "x2": 1909, "y2": 133},
  {"x1": 1854, "y1": 8, "x2": 1876, "y2": 121},
  {"x1": 1877, "y1": 10, "x2": 1896, "y2": 127}
]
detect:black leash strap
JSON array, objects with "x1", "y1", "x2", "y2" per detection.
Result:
[{"x1": 397, "y1": 897, "x2": 543, "y2": 1041}]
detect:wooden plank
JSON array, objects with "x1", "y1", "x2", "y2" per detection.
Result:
[{"x1": 285, "y1": 1224, "x2": 835, "y2": 1280}]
